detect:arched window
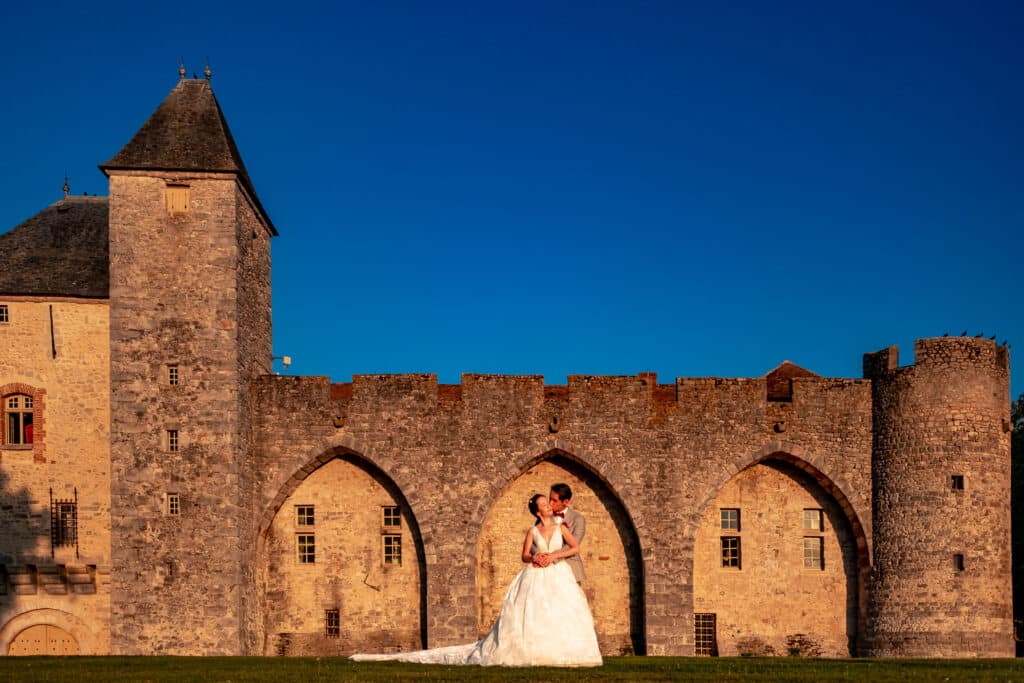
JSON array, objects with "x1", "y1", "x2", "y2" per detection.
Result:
[{"x1": 5, "y1": 394, "x2": 33, "y2": 445}]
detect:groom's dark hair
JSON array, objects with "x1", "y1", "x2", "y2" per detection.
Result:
[{"x1": 550, "y1": 483, "x2": 573, "y2": 501}]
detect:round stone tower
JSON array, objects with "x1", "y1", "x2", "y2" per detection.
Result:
[{"x1": 863, "y1": 337, "x2": 1013, "y2": 656}]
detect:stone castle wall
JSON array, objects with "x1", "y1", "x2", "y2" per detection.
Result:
[
  {"x1": 0, "y1": 297, "x2": 111, "y2": 654},
  {"x1": 865, "y1": 337, "x2": 1013, "y2": 656},
  {"x1": 250, "y1": 370, "x2": 874, "y2": 656}
]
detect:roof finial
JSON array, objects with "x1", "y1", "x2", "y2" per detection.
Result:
[
  {"x1": 62, "y1": 174, "x2": 69, "y2": 198},
  {"x1": 179, "y1": 57, "x2": 186, "y2": 80},
  {"x1": 204, "y1": 57, "x2": 211, "y2": 80}
]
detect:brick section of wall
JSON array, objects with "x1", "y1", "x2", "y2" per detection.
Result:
[
  {"x1": 0, "y1": 298, "x2": 111, "y2": 654},
  {"x1": 864, "y1": 337, "x2": 1013, "y2": 657},
  {"x1": 252, "y1": 370, "x2": 873, "y2": 656},
  {"x1": 107, "y1": 172, "x2": 269, "y2": 655}
]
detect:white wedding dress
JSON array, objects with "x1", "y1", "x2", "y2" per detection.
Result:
[{"x1": 351, "y1": 520, "x2": 602, "y2": 667}]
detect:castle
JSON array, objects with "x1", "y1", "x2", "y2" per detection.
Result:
[{"x1": 0, "y1": 76, "x2": 1013, "y2": 658}]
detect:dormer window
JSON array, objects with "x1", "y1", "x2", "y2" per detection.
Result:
[{"x1": 166, "y1": 184, "x2": 190, "y2": 213}]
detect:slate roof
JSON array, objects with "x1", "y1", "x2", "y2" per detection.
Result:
[
  {"x1": 100, "y1": 78, "x2": 277, "y2": 235},
  {"x1": 0, "y1": 196, "x2": 109, "y2": 298}
]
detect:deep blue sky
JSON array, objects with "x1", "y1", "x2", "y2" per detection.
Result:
[{"x1": 3, "y1": 2, "x2": 1022, "y2": 397}]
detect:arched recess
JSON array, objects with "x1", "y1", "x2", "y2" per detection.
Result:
[
  {"x1": 257, "y1": 448, "x2": 427, "y2": 656},
  {"x1": 0, "y1": 608, "x2": 95, "y2": 655},
  {"x1": 688, "y1": 447, "x2": 870, "y2": 657},
  {"x1": 475, "y1": 449, "x2": 645, "y2": 655}
]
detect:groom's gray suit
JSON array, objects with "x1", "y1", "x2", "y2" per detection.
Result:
[{"x1": 559, "y1": 507, "x2": 587, "y2": 582}]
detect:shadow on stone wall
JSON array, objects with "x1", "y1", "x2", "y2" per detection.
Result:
[{"x1": 0, "y1": 465, "x2": 43, "y2": 652}]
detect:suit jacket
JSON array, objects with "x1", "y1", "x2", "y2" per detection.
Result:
[{"x1": 559, "y1": 507, "x2": 587, "y2": 581}]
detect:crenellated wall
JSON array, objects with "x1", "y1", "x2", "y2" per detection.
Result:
[{"x1": 250, "y1": 368, "x2": 874, "y2": 656}]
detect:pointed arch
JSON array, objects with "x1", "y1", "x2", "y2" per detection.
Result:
[{"x1": 474, "y1": 445, "x2": 646, "y2": 655}]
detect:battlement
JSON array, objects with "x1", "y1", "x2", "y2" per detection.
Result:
[{"x1": 863, "y1": 336, "x2": 1010, "y2": 380}]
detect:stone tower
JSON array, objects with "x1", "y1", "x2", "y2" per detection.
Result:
[
  {"x1": 863, "y1": 337, "x2": 1013, "y2": 656},
  {"x1": 100, "y1": 77, "x2": 275, "y2": 654}
]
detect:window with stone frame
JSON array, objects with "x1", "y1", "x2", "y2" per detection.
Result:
[
  {"x1": 720, "y1": 508, "x2": 739, "y2": 532},
  {"x1": 167, "y1": 493, "x2": 180, "y2": 516},
  {"x1": 383, "y1": 534, "x2": 402, "y2": 565},
  {"x1": 382, "y1": 505, "x2": 401, "y2": 529},
  {"x1": 802, "y1": 509, "x2": 823, "y2": 531},
  {"x1": 803, "y1": 536, "x2": 824, "y2": 570},
  {"x1": 168, "y1": 364, "x2": 180, "y2": 386},
  {"x1": 720, "y1": 537, "x2": 740, "y2": 569},
  {"x1": 4, "y1": 394, "x2": 34, "y2": 446},
  {"x1": 0, "y1": 305, "x2": 8, "y2": 324},
  {"x1": 166, "y1": 184, "x2": 190, "y2": 213},
  {"x1": 167, "y1": 429, "x2": 179, "y2": 452},
  {"x1": 296, "y1": 505, "x2": 315, "y2": 527},
  {"x1": 297, "y1": 534, "x2": 316, "y2": 564},
  {"x1": 325, "y1": 609, "x2": 340, "y2": 638}
]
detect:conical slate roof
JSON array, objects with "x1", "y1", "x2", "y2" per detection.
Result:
[
  {"x1": 0, "y1": 196, "x2": 109, "y2": 298},
  {"x1": 101, "y1": 78, "x2": 277, "y2": 234}
]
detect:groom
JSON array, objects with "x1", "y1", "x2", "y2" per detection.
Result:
[{"x1": 541, "y1": 482, "x2": 587, "y2": 582}]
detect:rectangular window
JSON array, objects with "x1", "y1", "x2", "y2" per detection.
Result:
[
  {"x1": 382, "y1": 506, "x2": 401, "y2": 529},
  {"x1": 5, "y1": 394, "x2": 34, "y2": 446},
  {"x1": 720, "y1": 537, "x2": 740, "y2": 569},
  {"x1": 0, "y1": 305, "x2": 8, "y2": 323},
  {"x1": 167, "y1": 493, "x2": 180, "y2": 516},
  {"x1": 951, "y1": 475, "x2": 964, "y2": 491},
  {"x1": 54, "y1": 502, "x2": 77, "y2": 547},
  {"x1": 325, "y1": 609, "x2": 340, "y2": 638},
  {"x1": 383, "y1": 534, "x2": 402, "y2": 565},
  {"x1": 953, "y1": 553, "x2": 965, "y2": 572},
  {"x1": 297, "y1": 534, "x2": 316, "y2": 564},
  {"x1": 296, "y1": 505, "x2": 315, "y2": 527},
  {"x1": 166, "y1": 185, "x2": 190, "y2": 213},
  {"x1": 720, "y1": 508, "x2": 739, "y2": 532},
  {"x1": 803, "y1": 537, "x2": 824, "y2": 570},
  {"x1": 168, "y1": 365, "x2": 179, "y2": 386},
  {"x1": 694, "y1": 613, "x2": 717, "y2": 657},
  {"x1": 167, "y1": 429, "x2": 179, "y2": 452},
  {"x1": 802, "y1": 509, "x2": 823, "y2": 531}
]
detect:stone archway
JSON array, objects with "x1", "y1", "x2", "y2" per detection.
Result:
[
  {"x1": 475, "y1": 452, "x2": 645, "y2": 655},
  {"x1": 0, "y1": 608, "x2": 95, "y2": 655},
  {"x1": 259, "y1": 451, "x2": 427, "y2": 656},
  {"x1": 692, "y1": 457, "x2": 865, "y2": 657}
]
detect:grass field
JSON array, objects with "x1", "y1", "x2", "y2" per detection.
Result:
[{"x1": 0, "y1": 656, "x2": 1022, "y2": 682}]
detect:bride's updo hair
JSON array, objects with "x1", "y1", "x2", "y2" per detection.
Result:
[{"x1": 528, "y1": 493, "x2": 546, "y2": 517}]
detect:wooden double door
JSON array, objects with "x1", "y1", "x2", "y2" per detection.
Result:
[{"x1": 8, "y1": 624, "x2": 79, "y2": 655}]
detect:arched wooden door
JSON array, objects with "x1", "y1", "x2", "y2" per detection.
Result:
[{"x1": 8, "y1": 624, "x2": 79, "y2": 655}]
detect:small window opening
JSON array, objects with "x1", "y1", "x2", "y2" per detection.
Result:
[
  {"x1": 951, "y1": 475, "x2": 964, "y2": 491},
  {"x1": 953, "y1": 553, "x2": 965, "y2": 572},
  {"x1": 297, "y1": 534, "x2": 316, "y2": 564},
  {"x1": 720, "y1": 508, "x2": 739, "y2": 531},
  {"x1": 5, "y1": 394, "x2": 34, "y2": 445},
  {"x1": 325, "y1": 609, "x2": 340, "y2": 638},
  {"x1": 383, "y1": 534, "x2": 402, "y2": 565},
  {"x1": 382, "y1": 506, "x2": 401, "y2": 529},
  {"x1": 296, "y1": 505, "x2": 315, "y2": 527},
  {"x1": 168, "y1": 365, "x2": 179, "y2": 386},
  {"x1": 167, "y1": 429, "x2": 179, "y2": 452},
  {"x1": 0, "y1": 305, "x2": 8, "y2": 323},
  {"x1": 166, "y1": 184, "x2": 190, "y2": 213},
  {"x1": 803, "y1": 537, "x2": 824, "y2": 570},
  {"x1": 167, "y1": 493, "x2": 180, "y2": 516},
  {"x1": 694, "y1": 613, "x2": 718, "y2": 656},
  {"x1": 802, "y1": 509, "x2": 823, "y2": 531},
  {"x1": 720, "y1": 537, "x2": 740, "y2": 569}
]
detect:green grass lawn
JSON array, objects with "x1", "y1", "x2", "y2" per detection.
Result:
[{"x1": 0, "y1": 656, "x2": 1022, "y2": 682}]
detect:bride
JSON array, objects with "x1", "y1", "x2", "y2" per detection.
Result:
[{"x1": 351, "y1": 493, "x2": 603, "y2": 667}]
